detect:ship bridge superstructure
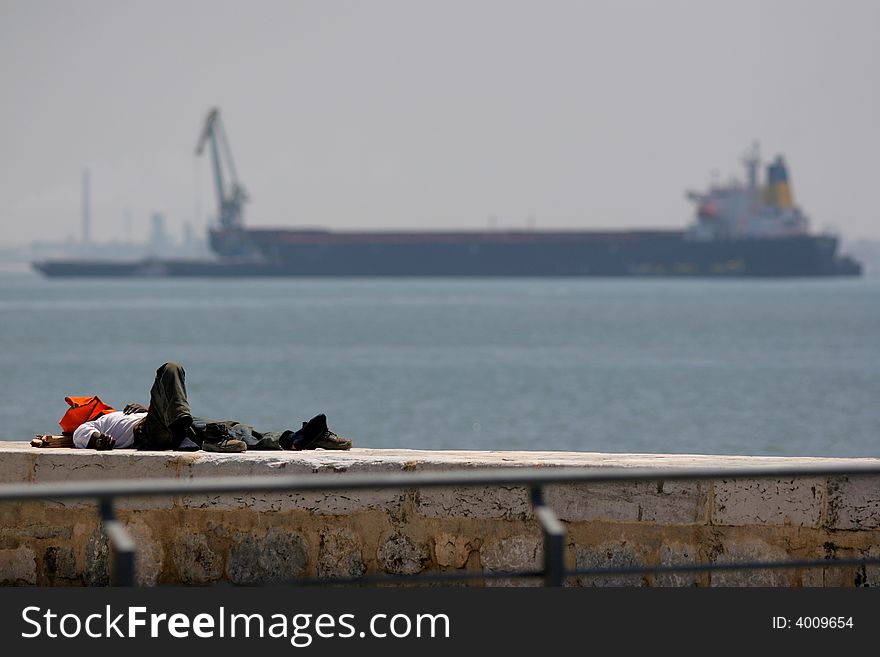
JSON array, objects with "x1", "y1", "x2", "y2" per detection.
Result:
[{"x1": 686, "y1": 144, "x2": 809, "y2": 241}]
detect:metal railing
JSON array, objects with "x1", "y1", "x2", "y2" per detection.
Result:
[{"x1": 2, "y1": 462, "x2": 880, "y2": 586}]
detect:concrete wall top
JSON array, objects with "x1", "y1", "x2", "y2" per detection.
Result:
[{"x1": 1, "y1": 441, "x2": 878, "y2": 483}]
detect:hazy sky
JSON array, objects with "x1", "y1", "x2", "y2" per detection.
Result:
[{"x1": 1, "y1": 0, "x2": 878, "y2": 246}]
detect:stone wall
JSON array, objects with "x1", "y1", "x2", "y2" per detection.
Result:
[{"x1": 0, "y1": 443, "x2": 878, "y2": 586}]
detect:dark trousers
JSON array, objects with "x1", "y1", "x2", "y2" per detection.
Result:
[
  {"x1": 134, "y1": 362, "x2": 193, "y2": 450},
  {"x1": 192, "y1": 414, "x2": 328, "y2": 450}
]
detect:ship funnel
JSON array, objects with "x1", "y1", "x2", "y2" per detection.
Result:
[{"x1": 765, "y1": 156, "x2": 794, "y2": 208}]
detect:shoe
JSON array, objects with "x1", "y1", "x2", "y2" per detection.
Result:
[
  {"x1": 288, "y1": 414, "x2": 328, "y2": 450},
  {"x1": 313, "y1": 429, "x2": 352, "y2": 450},
  {"x1": 202, "y1": 438, "x2": 247, "y2": 453}
]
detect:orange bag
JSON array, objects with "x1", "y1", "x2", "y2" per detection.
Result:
[{"x1": 59, "y1": 396, "x2": 116, "y2": 435}]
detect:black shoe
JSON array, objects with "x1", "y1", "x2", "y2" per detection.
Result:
[{"x1": 286, "y1": 414, "x2": 328, "y2": 450}]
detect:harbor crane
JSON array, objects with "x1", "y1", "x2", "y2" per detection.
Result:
[{"x1": 195, "y1": 108, "x2": 248, "y2": 230}]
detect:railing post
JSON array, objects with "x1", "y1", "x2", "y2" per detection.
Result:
[
  {"x1": 531, "y1": 486, "x2": 565, "y2": 587},
  {"x1": 99, "y1": 498, "x2": 137, "y2": 586}
]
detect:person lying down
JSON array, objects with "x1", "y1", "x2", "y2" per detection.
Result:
[{"x1": 72, "y1": 362, "x2": 351, "y2": 453}]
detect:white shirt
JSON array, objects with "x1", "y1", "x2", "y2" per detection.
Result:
[{"x1": 72, "y1": 411, "x2": 147, "y2": 449}]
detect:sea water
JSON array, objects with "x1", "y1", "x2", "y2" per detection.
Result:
[{"x1": 1, "y1": 272, "x2": 877, "y2": 457}]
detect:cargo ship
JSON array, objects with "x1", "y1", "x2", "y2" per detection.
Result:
[{"x1": 33, "y1": 111, "x2": 861, "y2": 278}]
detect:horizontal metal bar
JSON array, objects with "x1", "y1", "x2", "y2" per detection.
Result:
[
  {"x1": 286, "y1": 556, "x2": 880, "y2": 587},
  {"x1": 286, "y1": 569, "x2": 547, "y2": 587},
  {"x1": 1, "y1": 462, "x2": 879, "y2": 502},
  {"x1": 570, "y1": 555, "x2": 880, "y2": 578},
  {"x1": 283, "y1": 555, "x2": 880, "y2": 587}
]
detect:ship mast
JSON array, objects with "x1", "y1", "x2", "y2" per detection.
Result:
[{"x1": 742, "y1": 141, "x2": 760, "y2": 190}]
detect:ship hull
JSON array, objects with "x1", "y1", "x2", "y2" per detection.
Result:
[
  {"x1": 31, "y1": 258, "x2": 285, "y2": 278},
  {"x1": 32, "y1": 230, "x2": 862, "y2": 277},
  {"x1": 211, "y1": 228, "x2": 861, "y2": 277}
]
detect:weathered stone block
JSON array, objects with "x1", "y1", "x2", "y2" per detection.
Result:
[
  {"x1": 226, "y1": 528, "x2": 309, "y2": 584},
  {"x1": 417, "y1": 486, "x2": 530, "y2": 519},
  {"x1": 179, "y1": 455, "x2": 405, "y2": 514},
  {"x1": 709, "y1": 539, "x2": 795, "y2": 587},
  {"x1": 32, "y1": 452, "x2": 176, "y2": 510},
  {"x1": 826, "y1": 477, "x2": 880, "y2": 530},
  {"x1": 800, "y1": 544, "x2": 863, "y2": 588},
  {"x1": 317, "y1": 528, "x2": 365, "y2": 579},
  {"x1": 16, "y1": 524, "x2": 73, "y2": 540},
  {"x1": 0, "y1": 502, "x2": 23, "y2": 532},
  {"x1": 0, "y1": 546, "x2": 37, "y2": 585},
  {"x1": 0, "y1": 451, "x2": 35, "y2": 485},
  {"x1": 84, "y1": 524, "x2": 109, "y2": 586},
  {"x1": 480, "y1": 535, "x2": 541, "y2": 587},
  {"x1": 546, "y1": 481, "x2": 707, "y2": 525},
  {"x1": 434, "y1": 532, "x2": 479, "y2": 569},
  {"x1": 574, "y1": 541, "x2": 645, "y2": 587},
  {"x1": 43, "y1": 546, "x2": 78, "y2": 580},
  {"x1": 713, "y1": 478, "x2": 823, "y2": 527},
  {"x1": 654, "y1": 542, "x2": 701, "y2": 587},
  {"x1": 377, "y1": 532, "x2": 429, "y2": 575},
  {"x1": 173, "y1": 532, "x2": 223, "y2": 584},
  {"x1": 180, "y1": 489, "x2": 404, "y2": 515}
]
